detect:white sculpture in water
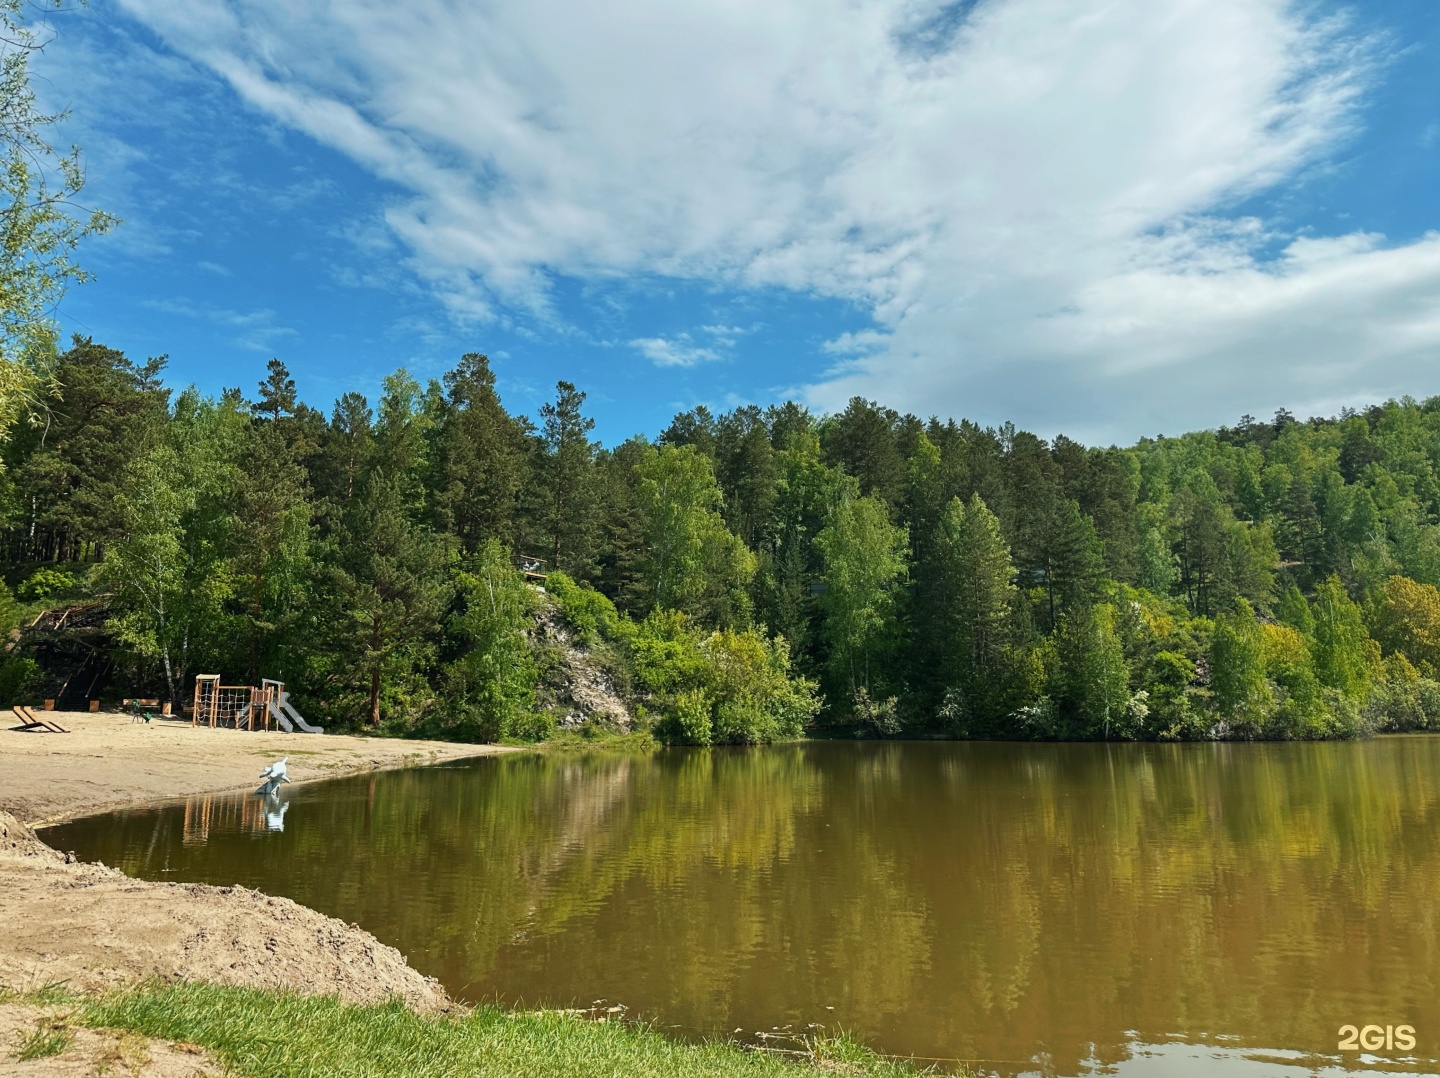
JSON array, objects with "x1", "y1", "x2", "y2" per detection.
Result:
[{"x1": 256, "y1": 757, "x2": 291, "y2": 798}]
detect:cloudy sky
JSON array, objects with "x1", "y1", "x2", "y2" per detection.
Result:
[{"x1": 34, "y1": 0, "x2": 1440, "y2": 444}]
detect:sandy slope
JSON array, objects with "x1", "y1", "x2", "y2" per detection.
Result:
[
  {"x1": 0, "y1": 811, "x2": 450, "y2": 1011},
  {"x1": 1, "y1": 710, "x2": 516, "y2": 827}
]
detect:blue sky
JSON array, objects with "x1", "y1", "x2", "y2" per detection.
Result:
[{"x1": 32, "y1": 0, "x2": 1440, "y2": 446}]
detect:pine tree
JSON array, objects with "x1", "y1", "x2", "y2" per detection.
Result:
[
  {"x1": 316, "y1": 392, "x2": 374, "y2": 507},
  {"x1": 537, "y1": 381, "x2": 598, "y2": 573},
  {"x1": 233, "y1": 418, "x2": 310, "y2": 681},
  {"x1": 927, "y1": 494, "x2": 1018, "y2": 723},
  {"x1": 714, "y1": 407, "x2": 778, "y2": 551},
  {"x1": 11, "y1": 339, "x2": 168, "y2": 561},
  {"x1": 821, "y1": 397, "x2": 908, "y2": 512},
  {"x1": 255, "y1": 358, "x2": 297, "y2": 419},
  {"x1": 1048, "y1": 498, "x2": 1107, "y2": 620},
  {"x1": 433, "y1": 354, "x2": 528, "y2": 550},
  {"x1": 327, "y1": 474, "x2": 451, "y2": 725}
]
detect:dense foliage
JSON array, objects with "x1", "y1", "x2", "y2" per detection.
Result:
[{"x1": 6, "y1": 341, "x2": 1440, "y2": 744}]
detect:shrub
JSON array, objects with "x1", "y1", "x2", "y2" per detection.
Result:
[
  {"x1": 0, "y1": 656, "x2": 39, "y2": 703},
  {"x1": 704, "y1": 629, "x2": 820, "y2": 743},
  {"x1": 508, "y1": 708, "x2": 558, "y2": 743},
  {"x1": 545, "y1": 572, "x2": 620, "y2": 645},
  {"x1": 850, "y1": 687, "x2": 901, "y2": 737},
  {"x1": 629, "y1": 610, "x2": 820, "y2": 745},
  {"x1": 624, "y1": 609, "x2": 709, "y2": 696},
  {"x1": 1366, "y1": 657, "x2": 1440, "y2": 732},
  {"x1": 668, "y1": 688, "x2": 714, "y2": 745},
  {"x1": 18, "y1": 567, "x2": 77, "y2": 602}
]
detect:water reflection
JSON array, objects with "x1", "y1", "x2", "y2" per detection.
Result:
[
  {"x1": 265, "y1": 799, "x2": 289, "y2": 832},
  {"x1": 43, "y1": 739, "x2": 1440, "y2": 1077},
  {"x1": 180, "y1": 790, "x2": 293, "y2": 843}
]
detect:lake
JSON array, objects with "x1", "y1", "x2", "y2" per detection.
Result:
[{"x1": 41, "y1": 739, "x2": 1440, "y2": 1077}]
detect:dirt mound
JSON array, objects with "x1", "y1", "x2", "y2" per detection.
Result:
[
  {"x1": 0, "y1": 813, "x2": 451, "y2": 1014},
  {"x1": 0, "y1": 815, "x2": 63, "y2": 865}
]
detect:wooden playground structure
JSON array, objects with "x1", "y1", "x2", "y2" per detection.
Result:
[{"x1": 191, "y1": 675, "x2": 323, "y2": 733}]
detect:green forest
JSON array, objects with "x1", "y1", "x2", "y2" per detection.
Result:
[{"x1": 7, "y1": 338, "x2": 1440, "y2": 744}]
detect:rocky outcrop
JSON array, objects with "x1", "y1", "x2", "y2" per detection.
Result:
[{"x1": 532, "y1": 594, "x2": 633, "y2": 730}]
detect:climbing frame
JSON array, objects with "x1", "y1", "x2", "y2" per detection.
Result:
[{"x1": 192, "y1": 674, "x2": 267, "y2": 729}]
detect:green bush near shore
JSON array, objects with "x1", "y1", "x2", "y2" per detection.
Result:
[{"x1": 76, "y1": 983, "x2": 935, "y2": 1078}]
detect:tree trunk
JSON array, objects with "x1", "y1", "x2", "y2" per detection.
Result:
[
  {"x1": 369, "y1": 614, "x2": 382, "y2": 725},
  {"x1": 162, "y1": 648, "x2": 176, "y2": 711}
]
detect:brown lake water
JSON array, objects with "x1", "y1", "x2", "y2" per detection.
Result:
[{"x1": 41, "y1": 739, "x2": 1440, "y2": 1077}]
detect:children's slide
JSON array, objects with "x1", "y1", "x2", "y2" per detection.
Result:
[{"x1": 266, "y1": 690, "x2": 324, "y2": 734}]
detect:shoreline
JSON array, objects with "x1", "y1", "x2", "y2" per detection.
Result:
[
  {"x1": 0, "y1": 714, "x2": 933, "y2": 1075},
  {"x1": 0, "y1": 712, "x2": 523, "y2": 1015},
  {"x1": 3, "y1": 709, "x2": 521, "y2": 829}
]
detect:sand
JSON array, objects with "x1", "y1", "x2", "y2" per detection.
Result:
[
  {"x1": 1, "y1": 710, "x2": 516, "y2": 827},
  {"x1": 0, "y1": 712, "x2": 518, "y2": 1051},
  {"x1": 0, "y1": 811, "x2": 450, "y2": 1011}
]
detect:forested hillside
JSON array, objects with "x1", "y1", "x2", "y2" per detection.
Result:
[{"x1": 6, "y1": 337, "x2": 1440, "y2": 744}]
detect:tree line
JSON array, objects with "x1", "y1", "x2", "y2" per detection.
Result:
[{"x1": 5, "y1": 337, "x2": 1440, "y2": 743}]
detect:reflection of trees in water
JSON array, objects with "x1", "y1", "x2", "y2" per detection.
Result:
[
  {"x1": 486, "y1": 747, "x2": 932, "y2": 1024},
  {"x1": 48, "y1": 738, "x2": 1440, "y2": 1076},
  {"x1": 911, "y1": 740, "x2": 1440, "y2": 1071}
]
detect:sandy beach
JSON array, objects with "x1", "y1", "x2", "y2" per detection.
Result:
[
  {"x1": 0, "y1": 712, "x2": 520, "y2": 1071},
  {"x1": 2, "y1": 709, "x2": 516, "y2": 828}
]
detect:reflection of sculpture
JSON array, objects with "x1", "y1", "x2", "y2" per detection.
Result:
[
  {"x1": 265, "y1": 801, "x2": 290, "y2": 831},
  {"x1": 256, "y1": 757, "x2": 291, "y2": 798},
  {"x1": 183, "y1": 792, "x2": 290, "y2": 843}
]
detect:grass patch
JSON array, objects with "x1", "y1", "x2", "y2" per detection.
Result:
[
  {"x1": 79, "y1": 983, "x2": 933, "y2": 1078},
  {"x1": 0, "y1": 980, "x2": 76, "y2": 1006},
  {"x1": 527, "y1": 729, "x2": 657, "y2": 754},
  {"x1": 16, "y1": 1018, "x2": 73, "y2": 1061}
]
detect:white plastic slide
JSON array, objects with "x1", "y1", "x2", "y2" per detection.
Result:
[
  {"x1": 267, "y1": 700, "x2": 294, "y2": 732},
  {"x1": 267, "y1": 690, "x2": 324, "y2": 734}
]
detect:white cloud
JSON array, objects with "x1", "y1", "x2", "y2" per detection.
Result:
[
  {"x1": 144, "y1": 297, "x2": 296, "y2": 352},
  {"x1": 105, "y1": 0, "x2": 1440, "y2": 439},
  {"x1": 823, "y1": 329, "x2": 892, "y2": 357},
  {"x1": 631, "y1": 335, "x2": 723, "y2": 368}
]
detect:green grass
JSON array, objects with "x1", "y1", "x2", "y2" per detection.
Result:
[
  {"x1": 15, "y1": 1019, "x2": 73, "y2": 1061},
  {"x1": 76, "y1": 983, "x2": 935, "y2": 1078},
  {"x1": 526, "y1": 728, "x2": 658, "y2": 754}
]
